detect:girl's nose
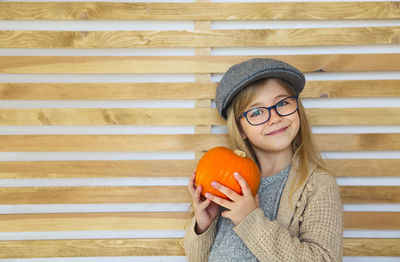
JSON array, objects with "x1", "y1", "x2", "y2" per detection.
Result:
[{"x1": 266, "y1": 108, "x2": 281, "y2": 125}]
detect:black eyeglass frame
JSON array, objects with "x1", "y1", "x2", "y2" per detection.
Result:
[{"x1": 241, "y1": 95, "x2": 299, "y2": 126}]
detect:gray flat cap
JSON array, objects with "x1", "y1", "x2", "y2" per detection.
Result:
[{"x1": 216, "y1": 58, "x2": 305, "y2": 119}]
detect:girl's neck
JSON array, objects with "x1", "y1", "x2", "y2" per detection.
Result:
[{"x1": 254, "y1": 147, "x2": 294, "y2": 177}]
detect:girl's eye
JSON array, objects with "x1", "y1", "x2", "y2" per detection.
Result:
[
  {"x1": 277, "y1": 101, "x2": 288, "y2": 107},
  {"x1": 249, "y1": 109, "x2": 264, "y2": 118}
]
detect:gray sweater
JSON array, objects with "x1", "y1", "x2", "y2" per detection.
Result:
[{"x1": 208, "y1": 165, "x2": 291, "y2": 261}]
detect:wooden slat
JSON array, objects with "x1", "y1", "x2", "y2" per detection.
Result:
[
  {"x1": 326, "y1": 159, "x2": 400, "y2": 177},
  {"x1": 0, "y1": 212, "x2": 397, "y2": 232},
  {"x1": 0, "y1": 186, "x2": 191, "y2": 205},
  {"x1": 0, "y1": 82, "x2": 216, "y2": 100},
  {"x1": 0, "y1": 159, "x2": 398, "y2": 179},
  {"x1": 343, "y1": 238, "x2": 400, "y2": 256},
  {"x1": 0, "y1": 238, "x2": 399, "y2": 258},
  {"x1": 0, "y1": 134, "x2": 398, "y2": 152},
  {"x1": 340, "y1": 186, "x2": 400, "y2": 204},
  {"x1": 0, "y1": 186, "x2": 398, "y2": 204},
  {"x1": 0, "y1": 108, "x2": 224, "y2": 126},
  {"x1": 0, "y1": 160, "x2": 197, "y2": 178},
  {"x1": 1, "y1": 54, "x2": 399, "y2": 74},
  {"x1": 344, "y1": 212, "x2": 400, "y2": 230},
  {"x1": 1, "y1": 27, "x2": 399, "y2": 48},
  {"x1": 1, "y1": 2, "x2": 398, "y2": 20},
  {"x1": 0, "y1": 212, "x2": 191, "y2": 232},
  {"x1": 0, "y1": 238, "x2": 185, "y2": 258},
  {"x1": 303, "y1": 80, "x2": 400, "y2": 98},
  {"x1": 306, "y1": 108, "x2": 400, "y2": 126},
  {"x1": 1, "y1": 80, "x2": 399, "y2": 100},
  {"x1": 0, "y1": 107, "x2": 398, "y2": 126}
]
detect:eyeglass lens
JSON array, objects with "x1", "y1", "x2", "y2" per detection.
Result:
[{"x1": 245, "y1": 96, "x2": 298, "y2": 125}]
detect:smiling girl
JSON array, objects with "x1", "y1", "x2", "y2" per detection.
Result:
[{"x1": 184, "y1": 58, "x2": 343, "y2": 262}]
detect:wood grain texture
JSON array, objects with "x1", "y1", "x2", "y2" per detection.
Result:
[
  {"x1": 1, "y1": 80, "x2": 399, "y2": 100},
  {"x1": 325, "y1": 159, "x2": 400, "y2": 177},
  {"x1": 0, "y1": 186, "x2": 191, "y2": 205},
  {"x1": 1, "y1": 2, "x2": 399, "y2": 20},
  {"x1": 344, "y1": 212, "x2": 400, "y2": 230},
  {"x1": 0, "y1": 186, "x2": 397, "y2": 204},
  {"x1": 1, "y1": 54, "x2": 399, "y2": 74},
  {"x1": 0, "y1": 159, "x2": 398, "y2": 179},
  {"x1": 0, "y1": 160, "x2": 197, "y2": 178},
  {"x1": 0, "y1": 238, "x2": 399, "y2": 258},
  {"x1": 0, "y1": 212, "x2": 397, "y2": 232},
  {"x1": 0, "y1": 238, "x2": 185, "y2": 258},
  {"x1": 0, "y1": 212, "x2": 191, "y2": 232},
  {"x1": 1, "y1": 27, "x2": 399, "y2": 48},
  {"x1": 0, "y1": 82, "x2": 216, "y2": 100},
  {"x1": 343, "y1": 238, "x2": 400, "y2": 256},
  {"x1": 0, "y1": 134, "x2": 398, "y2": 152},
  {"x1": 340, "y1": 186, "x2": 400, "y2": 204},
  {"x1": 0, "y1": 108, "x2": 398, "y2": 126}
]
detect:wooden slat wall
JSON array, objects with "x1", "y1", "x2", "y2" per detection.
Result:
[{"x1": 0, "y1": 1, "x2": 399, "y2": 261}]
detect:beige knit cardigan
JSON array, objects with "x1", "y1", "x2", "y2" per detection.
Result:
[{"x1": 184, "y1": 157, "x2": 343, "y2": 262}]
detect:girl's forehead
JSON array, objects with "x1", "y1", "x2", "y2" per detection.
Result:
[{"x1": 247, "y1": 80, "x2": 291, "y2": 105}]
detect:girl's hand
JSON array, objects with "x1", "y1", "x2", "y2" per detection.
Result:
[
  {"x1": 188, "y1": 172, "x2": 220, "y2": 234},
  {"x1": 205, "y1": 172, "x2": 260, "y2": 225}
]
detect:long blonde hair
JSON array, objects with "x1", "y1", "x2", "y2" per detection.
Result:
[{"x1": 226, "y1": 78, "x2": 329, "y2": 201}]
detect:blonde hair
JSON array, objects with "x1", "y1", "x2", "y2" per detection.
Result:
[{"x1": 226, "y1": 78, "x2": 329, "y2": 202}]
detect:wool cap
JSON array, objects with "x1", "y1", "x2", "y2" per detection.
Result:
[{"x1": 216, "y1": 58, "x2": 305, "y2": 119}]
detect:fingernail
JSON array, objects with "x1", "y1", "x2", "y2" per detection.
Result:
[
  {"x1": 211, "y1": 181, "x2": 217, "y2": 187},
  {"x1": 234, "y1": 172, "x2": 239, "y2": 177},
  {"x1": 205, "y1": 193, "x2": 211, "y2": 198}
]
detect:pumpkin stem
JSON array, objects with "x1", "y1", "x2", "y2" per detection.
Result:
[{"x1": 234, "y1": 150, "x2": 246, "y2": 158}]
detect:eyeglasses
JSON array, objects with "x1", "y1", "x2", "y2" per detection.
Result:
[{"x1": 241, "y1": 96, "x2": 299, "y2": 126}]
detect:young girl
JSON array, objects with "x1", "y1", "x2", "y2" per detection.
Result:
[{"x1": 184, "y1": 58, "x2": 343, "y2": 261}]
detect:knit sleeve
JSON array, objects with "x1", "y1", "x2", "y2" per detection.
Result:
[
  {"x1": 183, "y1": 216, "x2": 219, "y2": 262},
  {"x1": 233, "y1": 175, "x2": 343, "y2": 262}
]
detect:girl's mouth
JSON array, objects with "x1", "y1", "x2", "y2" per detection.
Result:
[{"x1": 266, "y1": 127, "x2": 287, "y2": 136}]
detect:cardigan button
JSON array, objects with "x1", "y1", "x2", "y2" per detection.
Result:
[
  {"x1": 307, "y1": 184, "x2": 314, "y2": 192},
  {"x1": 299, "y1": 216, "x2": 304, "y2": 222},
  {"x1": 296, "y1": 201, "x2": 302, "y2": 208}
]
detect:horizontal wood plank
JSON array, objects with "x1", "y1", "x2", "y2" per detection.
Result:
[
  {"x1": 0, "y1": 107, "x2": 398, "y2": 126},
  {"x1": 1, "y1": 54, "x2": 399, "y2": 74},
  {"x1": 0, "y1": 186, "x2": 397, "y2": 204},
  {"x1": 0, "y1": 82, "x2": 216, "y2": 100},
  {"x1": 344, "y1": 212, "x2": 400, "y2": 230},
  {"x1": 0, "y1": 212, "x2": 397, "y2": 232},
  {"x1": 1, "y1": 80, "x2": 399, "y2": 100},
  {"x1": 0, "y1": 212, "x2": 191, "y2": 232},
  {"x1": 325, "y1": 159, "x2": 400, "y2": 177},
  {"x1": 1, "y1": 2, "x2": 398, "y2": 20},
  {"x1": 343, "y1": 238, "x2": 400, "y2": 256},
  {"x1": 0, "y1": 238, "x2": 399, "y2": 258},
  {"x1": 0, "y1": 186, "x2": 192, "y2": 205},
  {"x1": 0, "y1": 159, "x2": 398, "y2": 179},
  {"x1": 0, "y1": 238, "x2": 185, "y2": 258},
  {"x1": 0, "y1": 160, "x2": 197, "y2": 178},
  {"x1": 1, "y1": 27, "x2": 399, "y2": 48},
  {"x1": 0, "y1": 134, "x2": 398, "y2": 152},
  {"x1": 340, "y1": 186, "x2": 400, "y2": 204}
]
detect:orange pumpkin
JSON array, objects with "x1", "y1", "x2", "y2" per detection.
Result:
[{"x1": 195, "y1": 147, "x2": 260, "y2": 200}]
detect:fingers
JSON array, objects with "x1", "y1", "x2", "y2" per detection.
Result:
[
  {"x1": 187, "y1": 172, "x2": 196, "y2": 195},
  {"x1": 192, "y1": 184, "x2": 203, "y2": 205},
  {"x1": 233, "y1": 172, "x2": 252, "y2": 197},
  {"x1": 211, "y1": 181, "x2": 240, "y2": 202},
  {"x1": 205, "y1": 191, "x2": 232, "y2": 210}
]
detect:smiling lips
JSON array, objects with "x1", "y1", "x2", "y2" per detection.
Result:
[{"x1": 266, "y1": 127, "x2": 288, "y2": 136}]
